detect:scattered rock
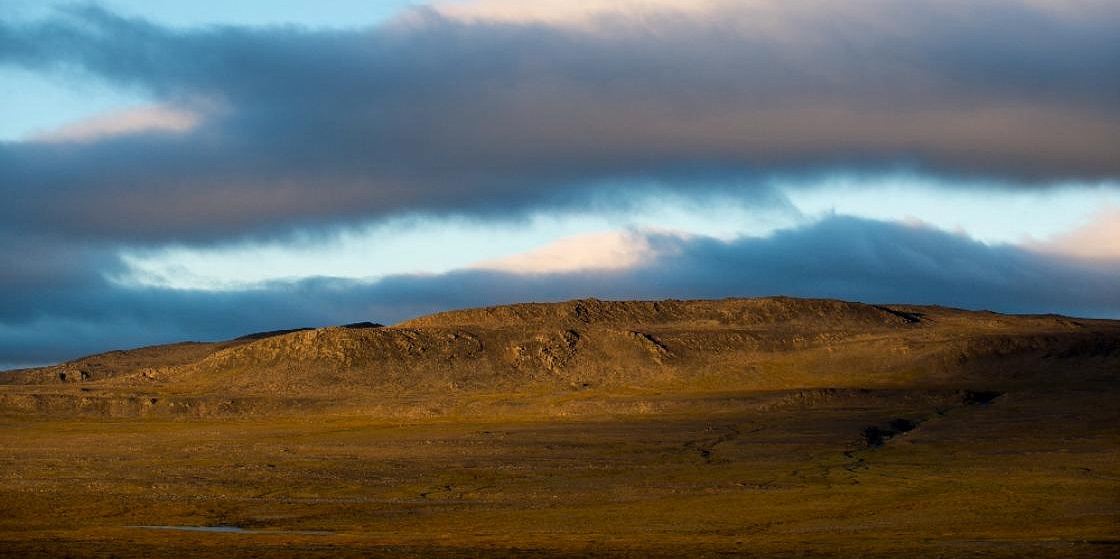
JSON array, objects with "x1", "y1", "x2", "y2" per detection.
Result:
[{"x1": 628, "y1": 331, "x2": 673, "y2": 362}]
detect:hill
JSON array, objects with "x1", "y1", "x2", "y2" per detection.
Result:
[
  {"x1": 1, "y1": 297, "x2": 1116, "y2": 418},
  {"x1": 1, "y1": 297, "x2": 1118, "y2": 557}
]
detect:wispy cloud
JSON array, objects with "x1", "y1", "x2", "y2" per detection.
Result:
[
  {"x1": 1029, "y1": 206, "x2": 1120, "y2": 259},
  {"x1": 27, "y1": 103, "x2": 201, "y2": 143},
  {"x1": 469, "y1": 230, "x2": 661, "y2": 275},
  {"x1": 430, "y1": 0, "x2": 720, "y2": 26}
]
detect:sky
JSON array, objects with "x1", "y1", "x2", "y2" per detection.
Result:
[{"x1": 1, "y1": 0, "x2": 1118, "y2": 368}]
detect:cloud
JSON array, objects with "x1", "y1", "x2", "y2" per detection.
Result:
[
  {"x1": 1029, "y1": 206, "x2": 1120, "y2": 259},
  {"x1": 431, "y1": 0, "x2": 719, "y2": 26},
  {"x1": 27, "y1": 103, "x2": 202, "y2": 143},
  {"x1": 468, "y1": 229, "x2": 659, "y2": 274},
  {"x1": 3, "y1": 216, "x2": 1117, "y2": 367},
  {"x1": 0, "y1": 1, "x2": 1117, "y2": 243},
  {"x1": 1, "y1": 2, "x2": 1117, "y2": 368}
]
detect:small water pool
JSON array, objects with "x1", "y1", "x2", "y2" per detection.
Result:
[{"x1": 129, "y1": 525, "x2": 332, "y2": 535}]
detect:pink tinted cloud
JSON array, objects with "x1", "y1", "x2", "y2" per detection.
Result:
[
  {"x1": 1031, "y1": 207, "x2": 1120, "y2": 259},
  {"x1": 29, "y1": 104, "x2": 200, "y2": 143},
  {"x1": 469, "y1": 230, "x2": 662, "y2": 275}
]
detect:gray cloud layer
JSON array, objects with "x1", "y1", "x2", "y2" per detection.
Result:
[
  {"x1": 1, "y1": 1, "x2": 1118, "y2": 242},
  {"x1": 3, "y1": 216, "x2": 1117, "y2": 367}
]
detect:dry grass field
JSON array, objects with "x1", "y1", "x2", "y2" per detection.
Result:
[{"x1": 1, "y1": 298, "x2": 1117, "y2": 557}]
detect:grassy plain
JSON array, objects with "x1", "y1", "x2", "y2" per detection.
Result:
[
  {"x1": 1, "y1": 388, "x2": 1117, "y2": 557},
  {"x1": 1, "y1": 299, "x2": 1117, "y2": 557}
]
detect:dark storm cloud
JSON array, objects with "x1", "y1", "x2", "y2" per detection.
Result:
[
  {"x1": 355, "y1": 217, "x2": 1120, "y2": 322},
  {"x1": 4, "y1": 216, "x2": 1117, "y2": 367},
  {"x1": 0, "y1": 1, "x2": 1118, "y2": 242}
]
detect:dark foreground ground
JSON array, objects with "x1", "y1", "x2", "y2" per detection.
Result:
[{"x1": 2, "y1": 387, "x2": 1117, "y2": 558}]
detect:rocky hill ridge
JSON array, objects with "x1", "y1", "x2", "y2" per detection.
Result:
[{"x1": 1, "y1": 297, "x2": 1116, "y2": 418}]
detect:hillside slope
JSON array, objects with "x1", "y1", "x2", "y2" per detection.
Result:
[
  {"x1": 2, "y1": 298, "x2": 1119, "y2": 557},
  {"x1": 1, "y1": 297, "x2": 1117, "y2": 417}
]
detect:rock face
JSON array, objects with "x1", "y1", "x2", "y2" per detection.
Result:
[{"x1": 1, "y1": 297, "x2": 1117, "y2": 417}]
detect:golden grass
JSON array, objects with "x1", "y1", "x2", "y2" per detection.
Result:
[{"x1": 1, "y1": 385, "x2": 1117, "y2": 558}]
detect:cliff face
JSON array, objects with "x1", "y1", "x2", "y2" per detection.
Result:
[{"x1": 1, "y1": 297, "x2": 1117, "y2": 417}]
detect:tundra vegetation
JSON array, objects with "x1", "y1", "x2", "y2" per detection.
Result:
[{"x1": 1, "y1": 298, "x2": 1117, "y2": 558}]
